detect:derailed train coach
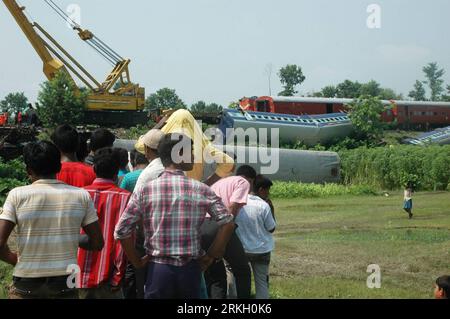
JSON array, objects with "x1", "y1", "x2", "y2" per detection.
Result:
[
  {"x1": 240, "y1": 96, "x2": 450, "y2": 129},
  {"x1": 113, "y1": 139, "x2": 342, "y2": 184}
]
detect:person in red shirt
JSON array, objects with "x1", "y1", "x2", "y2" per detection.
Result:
[
  {"x1": 51, "y1": 124, "x2": 96, "y2": 187},
  {"x1": 78, "y1": 147, "x2": 131, "y2": 299}
]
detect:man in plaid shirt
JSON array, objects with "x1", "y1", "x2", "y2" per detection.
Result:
[{"x1": 115, "y1": 133, "x2": 235, "y2": 299}]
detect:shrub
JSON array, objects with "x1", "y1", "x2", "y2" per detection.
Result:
[
  {"x1": 339, "y1": 145, "x2": 450, "y2": 191},
  {"x1": 270, "y1": 182, "x2": 377, "y2": 199}
]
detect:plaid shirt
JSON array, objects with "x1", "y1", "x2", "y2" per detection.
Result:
[{"x1": 114, "y1": 169, "x2": 233, "y2": 266}]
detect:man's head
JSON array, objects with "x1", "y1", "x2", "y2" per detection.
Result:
[
  {"x1": 138, "y1": 129, "x2": 164, "y2": 161},
  {"x1": 51, "y1": 124, "x2": 79, "y2": 154},
  {"x1": 130, "y1": 150, "x2": 149, "y2": 169},
  {"x1": 236, "y1": 165, "x2": 257, "y2": 185},
  {"x1": 89, "y1": 129, "x2": 116, "y2": 153},
  {"x1": 435, "y1": 276, "x2": 450, "y2": 299},
  {"x1": 114, "y1": 148, "x2": 129, "y2": 170},
  {"x1": 23, "y1": 141, "x2": 61, "y2": 181},
  {"x1": 253, "y1": 174, "x2": 273, "y2": 200},
  {"x1": 158, "y1": 133, "x2": 194, "y2": 171},
  {"x1": 93, "y1": 147, "x2": 120, "y2": 180}
]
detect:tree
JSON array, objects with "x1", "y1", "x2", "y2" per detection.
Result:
[
  {"x1": 145, "y1": 88, "x2": 186, "y2": 111},
  {"x1": 0, "y1": 92, "x2": 28, "y2": 113},
  {"x1": 321, "y1": 85, "x2": 338, "y2": 98},
  {"x1": 190, "y1": 101, "x2": 207, "y2": 114},
  {"x1": 336, "y1": 80, "x2": 363, "y2": 98},
  {"x1": 277, "y1": 64, "x2": 306, "y2": 96},
  {"x1": 441, "y1": 85, "x2": 450, "y2": 102},
  {"x1": 359, "y1": 80, "x2": 381, "y2": 97},
  {"x1": 379, "y1": 88, "x2": 402, "y2": 100},
  {"x1": 408, "y1": 80, "x2": 427, "y2": 101},
  {"x1": 423, "y1": 62, "x2": 445, "y2": 101},
  {"x1": 190, "y1": 101, "x2": 223, "y2": 114},
  {"x1": 37, "y1": 71, "x2": 87, "y2": 128},
  {"x1": 347, "y1": 96, "x2": 386, "y2": 143}
]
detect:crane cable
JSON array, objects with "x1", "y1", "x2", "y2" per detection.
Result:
[{"x1": 42, "y1": 0, "x2": 123, "y2": 66}]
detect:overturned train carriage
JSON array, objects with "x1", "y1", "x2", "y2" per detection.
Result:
[{"x1": 114, "y1": 139, "x2": 342, "y2": 184}]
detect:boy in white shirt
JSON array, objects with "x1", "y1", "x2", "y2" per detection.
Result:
[{"x1": 235, "y1": 175, "x2": 276, "y2": 299}]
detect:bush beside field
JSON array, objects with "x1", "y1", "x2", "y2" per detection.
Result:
[
  {"x1": 339, "y1": 145, "x2": 450, "y2": 191},
  {"x1": 271, "y1": 182, "x2": 378, "y2": 199}
]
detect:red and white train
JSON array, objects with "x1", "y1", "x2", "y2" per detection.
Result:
[{"x1": 239, "y1": 96, "x2": 450, "y2": 129}]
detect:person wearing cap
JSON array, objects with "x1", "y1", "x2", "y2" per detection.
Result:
[
  {"x1": 133, "y1": 129, "x2": 165, "y2": 192},
  {"x1": 135, "y1": 109, "x2": 234, "y2": 186},
  {"x1": 122, "y1": 129, "x2": 165, "y2": 299}
]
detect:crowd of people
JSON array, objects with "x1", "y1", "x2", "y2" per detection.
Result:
[
  {"x1": 0, "y1": 109, "x2": 278, "y2": 299},
  {"x1": 0, "y1": 109, "x2": 448, "y2": 300}
]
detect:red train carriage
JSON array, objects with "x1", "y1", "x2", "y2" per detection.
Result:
[{"x1": 239, "y1": 96, "x2": 450, "y2": 129}]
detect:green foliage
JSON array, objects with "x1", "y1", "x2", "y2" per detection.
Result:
[
  {"x1": 114, "y1": 124, "x2": 155, "y2": 140},
  {"x1": 320, "y1": 85, "x2": 338, "y2": 98},
  {"x1": 336, "y1": 80, "x2": 362, "y2": 98},
  {"x1": 347, "y1": 96, "x2": 386, "y2": 143},
  {"x1": 0, "y1": 92, "x2": 28, "y2": 113},
  {"x1": 423, "y1": 62, "x2": 445, "y2": 101},
  {"x1": 278, "y1": 64, "x2": 306, "y2": 96},
  {"x1": 190, "y1": 101, "x2": 223, "y2": 115},
  {"x1": 37, "y1": 71, "x2": 87, "y2": 128},
  {"x1": 145, "y1": 88, "x2": 186, "y2": 111},
  {"x1": 339, "y1": 145, "x2": 450, "y2": 191},
  {"x1": 270, "y1": 182, "x2": 377, "y2": 199},
  {"x1": 408, "y1": 80, "x2": 427, "y2": 101},
  {"x1": 0, "y1": 158, "x2": 28, "y2": 205}
]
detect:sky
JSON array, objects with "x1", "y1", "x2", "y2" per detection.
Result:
[{"x1": 1, "y1": 0, "x2": 450, "y2": 106}]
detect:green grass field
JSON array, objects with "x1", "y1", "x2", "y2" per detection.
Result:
[
  {"x1": 1, "y1": 191, "x2": 449, "y2": 299},
  {"x1": 269, "y1": 191, "x2": 450, "y2": 299}
]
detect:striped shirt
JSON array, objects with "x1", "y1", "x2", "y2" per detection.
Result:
[
  {"x1": 78, "y1": 179, "x2": 131, "y2": 288},
  {"x1": 114, "y1": 169, "x2": 233, "y2": 266},
  {"x1": 0, "y1": 180, "x2": 98, "y2": 278}
]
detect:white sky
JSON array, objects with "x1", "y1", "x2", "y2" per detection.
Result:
[{"x1": 1, "y1": 0, "x2": 449, "y2": 106}]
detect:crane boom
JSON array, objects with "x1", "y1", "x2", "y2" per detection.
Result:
[
  {"x1": 2, "y1": 0, "x2": 68, "y2": 80},
  {"x1": 2, "y1": 0, "x2": 146, "y2": 117}
]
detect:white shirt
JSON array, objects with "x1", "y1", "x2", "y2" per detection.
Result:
[
  {"x1": 235, "y1": 194, "x2": 276, "y2": 254},
  {"x1": 134, "y1": 157, "x2": 165, "y2": 192}
]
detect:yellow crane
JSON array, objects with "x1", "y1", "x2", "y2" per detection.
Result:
[{"x1": 2, "y1": 0, "x2": 146, "y2": 126}]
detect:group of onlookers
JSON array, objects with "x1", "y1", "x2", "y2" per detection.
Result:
[{"x1": 0, "y1": 109, "x2": 278, "y2": 299}]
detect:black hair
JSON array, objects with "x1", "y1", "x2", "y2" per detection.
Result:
[
  {"x1": 436, "y1": 276, "x2": 450, "y2": 298},
  {"x1": 89, "y1": 129, "x2": 116, "y2": 152},
  {"x1": 23, "y1": 141, "x2": 61, "y2": 176},
  {"x1": 113, "y1": 148, "x2": 129, "y2": 169},
  {"x1": 236, "y1": 165, "x2": 257, "y2": 179},
  {"x1": 51, "y1": 124, "x2": 79, "y2": 154},
  {"x1": 130, "y1": 150, "x2": 148, "y2": 167},
  {"x1": 158, "y1": 133, "x2": 193, "y2": 168},
  {"x1": 93, "y1": 147, "x2": 120, "y2": 180},
  {"x1": 253, "y1": 174, "x2": 273, "y2": 193},
  {"x1": 76, "y1": 134, "x2": 90, "y2": 163}
]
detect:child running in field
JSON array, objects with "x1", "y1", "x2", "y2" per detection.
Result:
[
  {"x1": 403, "y1": 182, "x2": 414, "y2": 219},
  {"x1": 434, "y1": 276, "x2": 450, "y2": 299}
]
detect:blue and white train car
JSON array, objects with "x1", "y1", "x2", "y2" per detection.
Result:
[{"x1": 218, "y1": 108, "x2": 353, "y2": 146}]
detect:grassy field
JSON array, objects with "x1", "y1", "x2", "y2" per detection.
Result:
[
  {"x1": 1, "y1": 191, "x2": 449, "y2": 299},
  {"x1": 269, "y1": 191, "x2": 450, "y2": 299}
]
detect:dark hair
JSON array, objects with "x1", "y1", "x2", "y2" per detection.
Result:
[
  {"x1": 158, "y1": 133, "x2": 192, "y2": 168},
  {"x1": 130, "y1": 150, "x2": 148, "y2": 167},
  {"x1": 113, "y1": 148, "x2": 129, "y2": 169},
  {"x1": 89, "y1": 129, "x2": 116, "y2": 152},
  {"x1": 253, "y1": 174, "x2": 273, "y2": 192},
  {"x1": 236, "y1": 165, "x2": 257, "y2": 179},
  {"x1": 51, "y1": 124, "x2": 79, "y2": 154},
  {"x1": 93, "y1": 147, "x2": 120, "y2": 179},
  {"x1": 76, "y1": 134, "x2": 90, "y2": 162},
  {"x1": 436, "y1": 276, "x2": 450, "y2": 298},
  {"x1": 23, "y1": 141, "x2": 61, "y2": 176}
]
